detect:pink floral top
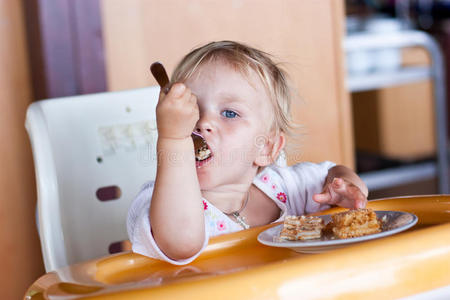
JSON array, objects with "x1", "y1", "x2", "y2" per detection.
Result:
[{"x1": 127, "y1": 161, "x2": 335, "y2": 265}]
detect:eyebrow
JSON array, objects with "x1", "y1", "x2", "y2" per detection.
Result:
[{"x1": 218, "y1": 92, "x2": 250, "y2": 107}]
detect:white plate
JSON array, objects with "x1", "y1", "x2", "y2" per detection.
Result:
[{"x1": 257, "y1": 211, "x2": 418, "y2": 253}]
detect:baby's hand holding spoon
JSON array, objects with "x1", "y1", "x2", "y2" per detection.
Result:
[{"x1": 150, "y1": 62, "x2": 199, "y2": 140}]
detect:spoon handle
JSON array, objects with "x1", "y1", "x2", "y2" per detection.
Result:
[{"x1": 150, "y1": 62, "x2": 170, "y2": 94}]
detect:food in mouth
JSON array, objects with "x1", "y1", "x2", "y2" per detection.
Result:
[{"x1": 192, "y1": 133, "x2": 212, "y2": 161}]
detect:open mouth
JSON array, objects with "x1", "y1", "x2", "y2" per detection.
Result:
[{"x1": 192, "y1": 133, "x2": 212, "y2": 166}]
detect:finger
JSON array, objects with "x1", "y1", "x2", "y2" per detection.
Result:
[
  {"x1": 355, "y1": 198, "x2": 366, "y2": 209},
  {"x1": 157, "y1": 83, "x2": 189, "y2": 110},
  {"x1": 329, "y1": 178, "x2": 348, "y2": 195},
  {"x1": 189, "y1": 93, "x2": 197, "y2": 104},
  {"x1": 190, "y1": 101, "x2": 200, "y2": 119},
  {"x1": 157, "y1": 84, "x2": 177, "y2": 103},
  {"x1": 332, "y1": 178, "x2": 363, "y2": 200},
  {"x1": 334, "y1": 181, "x2": 367, "y2": 209},
  {"x1": 346, "y1": 185, "x2": 362, "y2": 209},
  {"x1": 354, "y1": 189, "x2": 368, "y2": 209},
  {"x1": 167, "y1": 83, "x2": 187, "y2": 99},
  {"x1": 348, "y1": 184, "x2": 368, "y2": 209},
  {"x1": 161, "y1": 80, "x2": 173, "y2": 94},
  {"x1": 313, "y1": 191, "x2": 332, "y2": 204},
  {"x1": 328, "y1": 178, "x2": 355, "y2": 206}
]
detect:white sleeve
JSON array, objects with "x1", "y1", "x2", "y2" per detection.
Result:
[
  {"x1": 286, "y1": 161, "x2": 336, "y2": 215},
  {"x1": 127, "y1": 181, "x2": 209, "y2": 265},
  {"x1": 265, "y1": 161, "x2": 335, "y2": 215}
]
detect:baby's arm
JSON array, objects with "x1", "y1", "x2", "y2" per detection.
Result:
[
  {"x1": 313, "y1": 165, "x2": 368, "y2": 209},
  {"x1": 150, "y1": 83, "x2": 205, "y2": 260}
]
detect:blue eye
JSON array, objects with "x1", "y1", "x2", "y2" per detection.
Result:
[{"x1": 221, "y1": 110, "x2": 238, "y2": 118}]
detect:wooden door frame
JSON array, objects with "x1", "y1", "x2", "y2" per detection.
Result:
[{"x1": 23, "y1": 0, "x2": 107, "y2": 100}]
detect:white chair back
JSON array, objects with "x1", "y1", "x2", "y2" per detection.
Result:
[{"x1": 25, "y1": 86, "x2": 160, "y2": 271}]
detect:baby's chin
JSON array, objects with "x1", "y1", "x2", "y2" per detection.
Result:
[{"x1": 197, "y1": 173, "x2": 230, "y2": 192}]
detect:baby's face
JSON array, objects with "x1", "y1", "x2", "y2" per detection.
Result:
[{"x1": 185, "y1": 60, "x2": 274, "y2": 190}]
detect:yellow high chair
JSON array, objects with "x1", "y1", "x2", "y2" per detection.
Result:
[{"x1": 25, "y1": 88, "x2": 450, "y2": 299}]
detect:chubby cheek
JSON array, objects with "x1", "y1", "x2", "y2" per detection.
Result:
[{"x1": 215, "y1": 136, "x2": 259, "y2": 167}]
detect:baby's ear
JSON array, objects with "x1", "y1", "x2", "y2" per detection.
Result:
[{"x1": 254, "y1": 132, "x2": 286, "y2": 167}]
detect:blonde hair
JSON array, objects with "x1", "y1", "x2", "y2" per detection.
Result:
[{"x1": 171, "y1": 41, "x2": 295, "y2": 137}]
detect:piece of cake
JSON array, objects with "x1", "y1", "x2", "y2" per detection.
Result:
[
  {"x1": 279, "y1": 215, "x2": 324, "y2": 241},
  {"x1": 192, "y1": 133, "x2": 211, "y2": 161},
  {"x1": 330, "y1": 208, "x2": 381, "y2": 239}
]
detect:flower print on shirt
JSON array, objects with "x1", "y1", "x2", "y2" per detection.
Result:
[
  {"x1": 276, "y1": 192, "x2": 287, "y2": 203},
  {"x1": 260, "y1": 173, "x2": 270, "y2": 183},
  {"x1": 217, "y1": 220, "x2": 226, "y2": 231},
  {"x1": 203, "y1": 200, "x2": 208, "y2": 210}
]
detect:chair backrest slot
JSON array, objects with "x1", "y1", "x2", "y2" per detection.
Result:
[{"x1": 96, "y1": 185, "x2": 122, "y2": 202}]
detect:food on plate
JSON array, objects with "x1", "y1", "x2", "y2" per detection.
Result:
[
  {"x1": 279, "y1": 215, "x2": 325, "y2": 241},
  {"x1": 328, "y1": 208, "x2": 381, "y2": 239},
  {"x1": 278, "y1": 208, "x2": 382, "y2": 242}
]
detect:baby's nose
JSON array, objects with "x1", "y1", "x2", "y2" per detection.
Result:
[
  {"x1": 195, "y1": 115, "x2": 214, "y2": 134},
  {"x1": 195, "y1": 126, "x2": 212, "y2": 134}
]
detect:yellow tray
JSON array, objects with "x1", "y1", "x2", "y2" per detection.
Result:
[{"x1": 25, "y1": 195, "x2": 450, "y2": 299}]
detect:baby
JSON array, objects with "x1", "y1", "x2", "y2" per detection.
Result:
[{"x1": 127, "y1": 41, "x2": 368, "y2": 265}]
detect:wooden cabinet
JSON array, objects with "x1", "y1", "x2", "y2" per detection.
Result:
[{"x1": 352, "y1": 48, "x2": 436, "y2": 160}]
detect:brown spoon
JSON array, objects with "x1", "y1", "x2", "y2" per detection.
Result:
[{"x1": 150, "y1": 62, "x2": 171, "y2": 94}]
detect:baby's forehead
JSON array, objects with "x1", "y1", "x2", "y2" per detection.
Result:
[
  {"x1": 191, "y1": 60, "x2": 277, "y2": 124},
  {"x1": 204, "y1": 61, "x2": 271, "y2": 97},
  {"x1": 197, "y1": 60, "x2": 268, "y2": 93},
  {"x1": 194, "y1": 57, "x2": 253, "y2": 78}
]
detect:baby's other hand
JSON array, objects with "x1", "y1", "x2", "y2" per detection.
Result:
[
  {"x1": 156, "y1": 83, "x2": 199, "y2": 140},
  {"x1": 313, "y1": 178, "x2": 367, "y2": 209}
]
